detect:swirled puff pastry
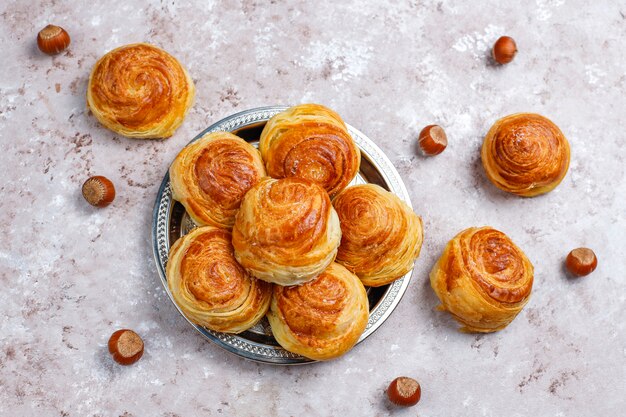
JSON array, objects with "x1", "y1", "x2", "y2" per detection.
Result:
[
  {"x1": 169, "y1": 131, "x2": 266, "y2": 228},
  {"x1": 481, "y1": 113, "x2": 570, "y2": 197},
  {"x1": 259, "y1": 104, "x2": 361, "y2": 197},
  {"x1": 232, "y1": 177, "x2": 341, "y2": 286},
  {"x1": 166, "y1": 226, "x2": 272, "y2": 333},
  {"x1": 430, "y1": 227, "x2": 534, "y2": 333},
  {"x1": 332, "y1": 184, "x2": 423, "y2": 287},
  {"x1": 87, "y1": 43, "x2": 195, "y2": 138},
  {"x1": 267, "y1": 262, "x2": 369, "y2": 361}
]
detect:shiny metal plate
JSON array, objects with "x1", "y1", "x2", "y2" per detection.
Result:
[{"x1": 152, "y1": 106, "x2": 414, "y2": 364}]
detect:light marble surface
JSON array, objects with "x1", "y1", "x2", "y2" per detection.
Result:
[{"x1": 1, "y1": 1, "x2": 625, "y2": 416}]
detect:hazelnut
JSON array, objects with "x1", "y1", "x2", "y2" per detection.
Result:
[
  {"x1": 37, "y1": 25, "x2": 71, "y2": 55},
  {"x1": 566, "y1": 248, "x2": 597, "y2": 277},
  {"x1": 108, "y1": 329, "x2": 144, "y2": 366},
  {"x1": 387, "y1": 376, "x2": 421, "y2": 407},
  {"x1": 418, "y1": 125, "x2": 447, "y2": 156},
  {"x1": 492, "y1": 36, "x2": 517, "y2": 64},
  {"x1": 82, "y1": 176, "x2": 115, "y2": 207}
]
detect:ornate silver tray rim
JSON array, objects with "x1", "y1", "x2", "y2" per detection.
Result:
[{"x1": 151, "y1": 106, "x2": 414, "y2": 364}]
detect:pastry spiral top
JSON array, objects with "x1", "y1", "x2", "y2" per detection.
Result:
[
  {"x1": 166, "y1": 226, "x2": 272, "y2": 334},
  {"x1": 232, "y1": 177, "x2": 342, "y2": 286},
  {"x1": 169, "y1": 131, "x2": 266, "y2": 228},
  {"x1": 259, "y1": 103, "x2": 361, "y2": 197},
  {"x1": 87, "y1": 43, "x2": 195, "y2": 139},
  {"x1": 481, "y1": 113, "x2": 570, "y2": 197},
  {"x1": 267, "y1": 262, "x2": 369, "y2": 361},
  {"x1": 429, "y1": 227, "x2": 534, "y2": 333},
  {"x1": 333, "y1": 184, "x2": 424, "y2": 287}
]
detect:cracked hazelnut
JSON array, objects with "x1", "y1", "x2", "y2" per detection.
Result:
[
  {"x1": 108, "y1": 329, "x2": 144, "y2": 366},
  {"x1": 37, "y1": 25, "x2": 70, "y2": 55},
  {"x1": 387, "y1": 376, "x2": 421, "y2": 407},
  {"x1": 418, "y1": 125, "x2": 447, "y2": 156},
  {"x1": 82, "y1": 176, "x2": 115, "y2": 207},
  {"x1": 566, "y1": 248, "x2": 597, "y2": 277},
  {"x1": 492, "y1": 36, "x2": 517, "y2": 64}
]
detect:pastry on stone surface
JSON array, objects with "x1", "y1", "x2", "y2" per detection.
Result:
[
  {"x1": 481, "y1": 113, "x2": 570, "y2": 197},
  {"x1": 87, "y1": 43, "x2": 195, "y2": 138},
  {"x1": 430, "y1": 226, "x2": 534, "y2": 333}
]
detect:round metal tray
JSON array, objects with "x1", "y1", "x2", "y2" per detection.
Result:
[{"x1": 152, "y1": 106, "x2": 414, "y2": 364}]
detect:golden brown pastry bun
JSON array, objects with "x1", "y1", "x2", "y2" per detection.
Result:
[
  {"x1": 259, "y1": 104, "x2": 361, "y2": 197},
  {"x1": 267, "y1": 262, "x2": 369, "y2": 361},
  {"x1": 87, "y1": 43, "x2": 195, "y2": 139},
  {"x1": 232, "y1": 177, "x2": 341, "y2": 286},
  {"x1": 169, "y1": 131, "x2": 266, "y2": 228},
  {"x1": 166, "y1": 226, "x2": 272, "y2": 333},
  {"x1": 481, "y1": 113, "x2": 570, "y2": 197},
  {"x1": 333, "y1": 184, "x2": 423, "y2": 287},
  {"x1": 430, "y1": 227, "x2": 534, "y2": 333}
]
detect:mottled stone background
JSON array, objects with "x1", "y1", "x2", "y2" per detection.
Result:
[{"x1": 0, "y1": 0, "x2": 624, "y2": 416}]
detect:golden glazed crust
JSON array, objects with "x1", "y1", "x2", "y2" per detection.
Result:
[
  {"x1": 166, "y1": 226, "x2": 272, "y2": 333},
  {"x1": 429, "y1": 227, "x2": 534, "y2": 333},
  {"x1": 333, "y1": 184, "x2": 423, "y2": 287},
  {"x1": 232, "y1": 177, "x2": 341, "y2": 286},
  {"x1": 267, "y1": 262, "x2": 369, "y2": 361},
  {"x1": 169, "y1": 132, "x2": 266, "y2": 228},
  {"x1": 87, "y1": 43, "x2": 195, "y2": 139},
  {"x1": 259, "y1": 103, "x2": 361, "y2": 197},
  {"x1": 481, "y1": 113, "x2": 570, "y2": 197}
]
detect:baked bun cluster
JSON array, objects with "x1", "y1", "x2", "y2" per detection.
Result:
[
  {"x1": 426, "y1": 113, "x2": 562, "y2": 332},
  {"x1": 166, "y1": 104, "x2": 424, "y2": 360}
]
